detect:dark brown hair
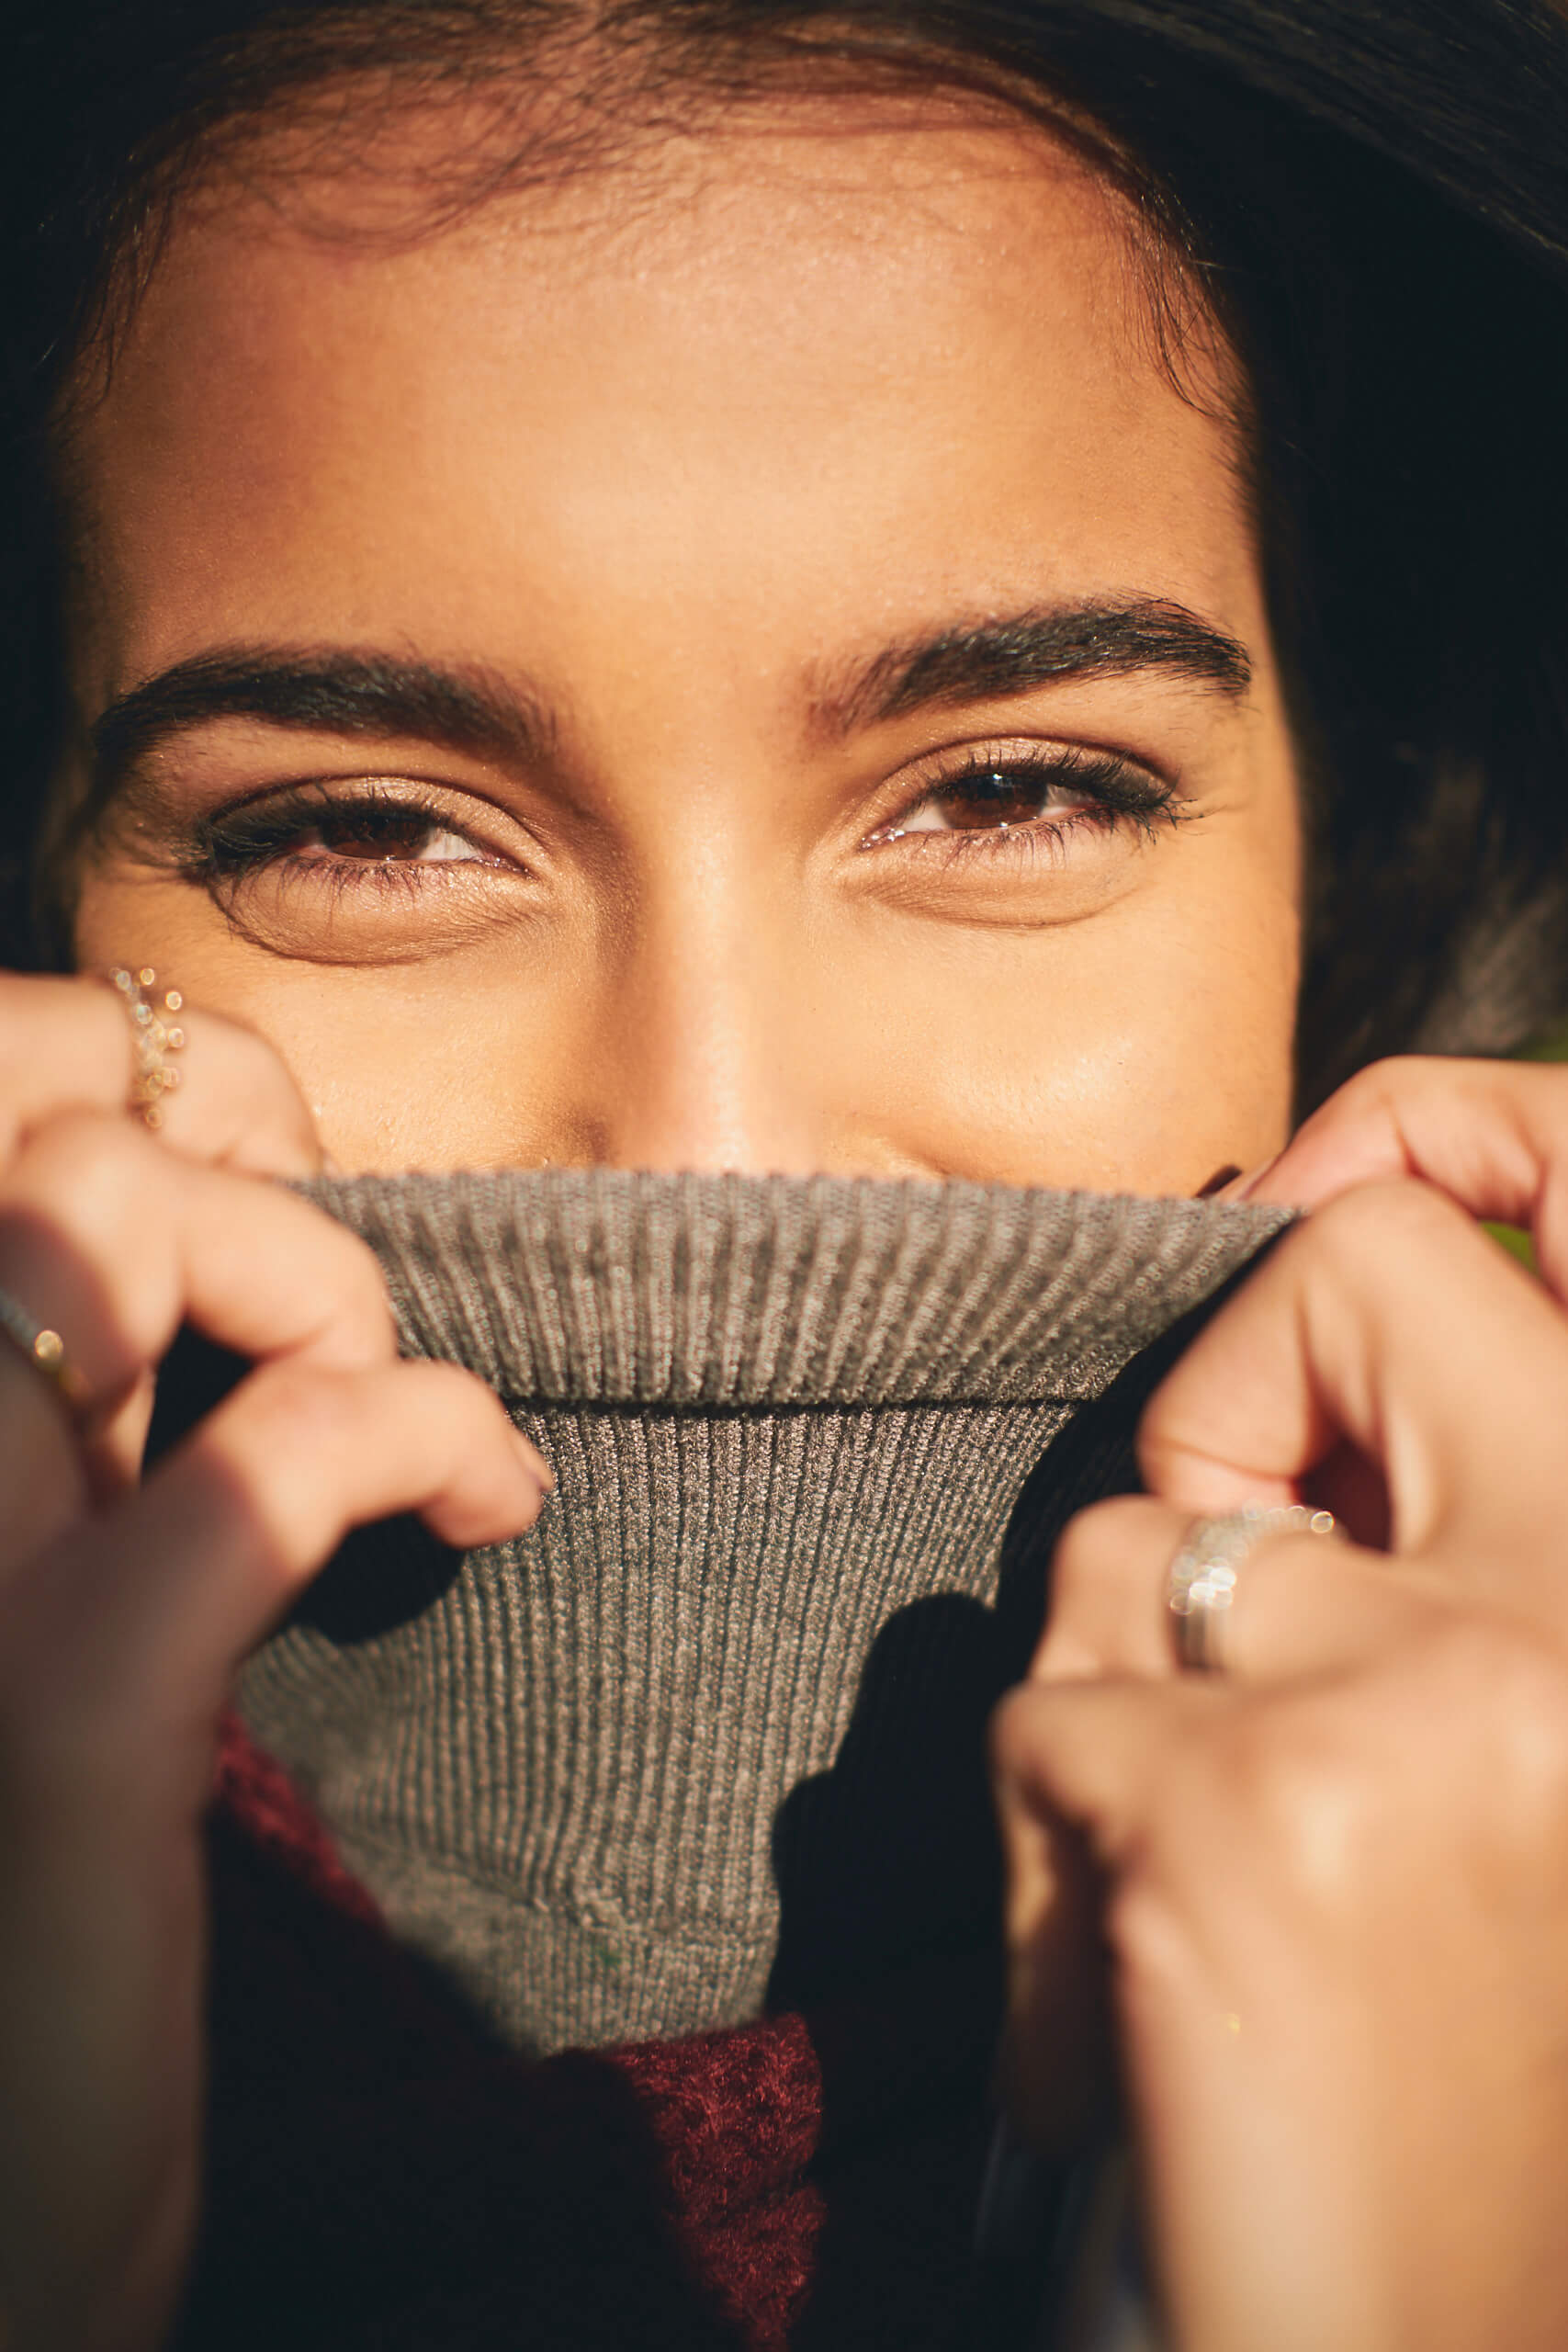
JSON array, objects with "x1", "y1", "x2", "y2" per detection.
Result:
[{"x1": 5, "y1": 0, "x2": 1568, "y2": 1108}]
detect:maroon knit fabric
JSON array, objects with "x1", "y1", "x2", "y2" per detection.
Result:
[{"x1": 175, "y1": 1716, "x2": 999, "y2": 2350}]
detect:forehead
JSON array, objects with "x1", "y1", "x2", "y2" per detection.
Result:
[{"x1": 63, "y1": 95, "x2": 1260, "y2": 707}]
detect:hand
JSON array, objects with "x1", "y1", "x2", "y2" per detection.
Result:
[
  {"x1": 1235, "y1": 1053, "x2": 1568, "y2": 1287},
  {"x1": 0, "y1": 975, "x2": 551, "y2": 2351},
  {"x1": 994, "y1": 1179, "x2": 1568, "y2": 2351}
]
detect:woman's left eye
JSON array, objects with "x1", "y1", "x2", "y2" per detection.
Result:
[
  {"x1": 868, "y1": 749, "x2": 1177, "y2": 848},
  {"x1": 886, "y1": 763, "x2": 1084, "y2": 834}
]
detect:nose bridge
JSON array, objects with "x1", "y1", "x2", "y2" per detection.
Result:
[{"x1": 585, "y1": 825, "x2": 824, "y2": 1177}]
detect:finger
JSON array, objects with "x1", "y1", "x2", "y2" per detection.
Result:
[
  {"x1": 1137, "y1": 1179, "x2": 1568, "y2": 1589},
  {"x1": 992, "y1": 1675, "x2": 1196, "y2": 2141},
  {"x1": 1034, "y1": 1493, "x2": 1424, "y2": 1687},
  {"x1": 0, "y1": 1116, "x2": 397, "y2": 1566},
  {"x1": 1033, "y1": 1495, "x2": 1194, "y2": 1682},
  {"x1": 2, "y1": 1357, "x2": 550, "y2": 1778},
  {"x1": 0, "y1": 1114, "x2": 392, "y2": 1392},
  {"x1": 0, "y1": 1340, "x2": 90, "y2": 1562},
  {"x1": 995, "y1": 1675, "x2": 1201, "y2": 1872},
  {"x1": 0, "y1": 973, "x2": 321, "y2": 1177},
  {"x1": 1244, "y1": 1057, "x2": 1568, "y2": 1297}
]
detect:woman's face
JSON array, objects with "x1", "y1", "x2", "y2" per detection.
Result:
[{"x1": 62, "y1": 96, "x2": 1301, "y2": 1191}]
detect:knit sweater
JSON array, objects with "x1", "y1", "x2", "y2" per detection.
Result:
[{"x1": 173, "y1": 1170, "x2": 1288, "y2": 2348}]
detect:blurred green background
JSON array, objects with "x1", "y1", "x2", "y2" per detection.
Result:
[{"x1": 1488, "y1": 1023, "x2": 1568, "y2": 1270}]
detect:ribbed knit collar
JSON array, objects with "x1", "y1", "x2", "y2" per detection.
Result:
[
  {"x1": 299, "y1": 1166, "x2": 1288, "y2": 1405},
  {"x1": 240, "y1": 1171, "x2": 1289, "y2": 2055}
]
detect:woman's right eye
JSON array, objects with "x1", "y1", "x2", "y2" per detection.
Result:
[
  {"x1": 191, "y1": 786, "x2": 518, "y2": 882},
  {"x1": 250, "y1": 813, "x2": 486, "y2": 865},
  {"x1": 158, "y1": 780, "x2": 543, "y2": 961}
]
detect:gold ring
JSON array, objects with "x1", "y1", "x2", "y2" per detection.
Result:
[
  {"x1": 1167, "y1": 1503, "x2": 1341, "y2": 1672},
  {"x1": 0, "y1": 1281, "x2": 89, "y2": 1416},
  {"x1": 107, "y1": 966, "x2": 186, "y2": 1130}
]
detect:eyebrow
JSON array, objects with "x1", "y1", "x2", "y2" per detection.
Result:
[
  {"x1": 812, "y1": 597, "x2": 1251, "y2": 735},
  {"x1": 89, "y1": 596, "x2": 1250, "y2": 806},
  {"x1": 89, "y1": 648, "x2": 549, "y2": 814}
]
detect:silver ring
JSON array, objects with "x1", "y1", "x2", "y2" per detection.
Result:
[
  {"x1": 0, "y1": 1281, "x2": 88, "y2": 1418},
  {"x1": 1167, "y1": 1503, "x2": 1340, "y2": 1672}
]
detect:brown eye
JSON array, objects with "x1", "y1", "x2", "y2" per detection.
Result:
[
  {"x1": 868, "y1": 746, "x2": 1177, "y2": 853},
  {"x1": 888, "y1": 760, "x2": 1093, "y2": 837},
  {"x1": 902, "y1": 765, "x2": 1067, "y2": 832},
  {"x1": 309, "y1": 808, "x2": 480, "y2": 864}
]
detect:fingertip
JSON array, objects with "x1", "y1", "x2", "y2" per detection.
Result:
[
  {"x1": 420, "y1": 1464, "x2": 548, "y2": 1551},
  {"x1": 467, "y1": 1425, "x2": 552, "y2": 1537},
  {"x1": 512, "y1": 1428, "x2": 553, "y2": 1492},
  {"x1": 502, "y1": 1453, "x2": 553, "y2": 1537}
]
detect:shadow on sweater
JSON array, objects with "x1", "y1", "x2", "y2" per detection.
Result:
[
  {"x1": 768, "y1": 1313, "x2": 1219, "y2": 2348},
  {"x1": 764, "y1": 1315, "x2": 1178, "y2": 2021}
]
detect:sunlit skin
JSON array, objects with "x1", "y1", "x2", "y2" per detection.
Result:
[{"x1": 62, "y1": 96, "x2": 1301, "y2": 1189}]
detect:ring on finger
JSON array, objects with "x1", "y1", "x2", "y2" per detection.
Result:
[
  {"x1": 0, "y1": 1281, "x2": 89, "y2": 1417},
  {"x1": 107, "y1": 966, "x2": 186, "y2": 1131},
  {"x1": 1167, "y1": 1503, "x2": 1341, "y2": 1673}
]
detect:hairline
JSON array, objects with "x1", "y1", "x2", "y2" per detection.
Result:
[{"x1": 52, "y1": 17, "x2": 1251, "y2": 450}]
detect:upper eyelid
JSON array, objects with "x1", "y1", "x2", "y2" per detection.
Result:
[
  {"x1": 874, "y1": 741, "x2": 1178, "y2": 813},
  {"x1": 197, "y1": 777, "x2": 525, "y2": 849},
  {"x1": 203, "y1": 775, "x2": 466, "y2": 818},
  {"x1": 878, "y1": 738, "x2": 1179, "y2": 808},
  {"x1": 189, "y1": 744, "x2": 1176, "y2": 863},
  {"x1": 186, "y1": 781, "x2": 534, "y2": 887},
  {"x1": 894, "y1": 724, "x2": 1180, "y2": 778}
]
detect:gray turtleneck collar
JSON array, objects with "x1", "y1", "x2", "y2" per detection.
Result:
[{"x1": 237, "y1": 1170, "x2": 1289, "y2": 2057}]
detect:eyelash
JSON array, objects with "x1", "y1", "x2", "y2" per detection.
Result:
[
  {"x1": 183, "y1": 783, "x2": 505, "y2": 901},
  {"x1": 868, "y1": 744, "x2": 1182, "y2": 864},
  {"x1": 180, "y1": 746, "x2": 1180, "y2": 902}
]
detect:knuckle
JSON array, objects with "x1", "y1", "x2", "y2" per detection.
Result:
[
  {"x1": 153, "y1": 1003, "x2": 319, "y2": 1171},
  {"x1": 197, "y1": 1009, "x2": 311, "y2": 1119},
  {"x1": 220, "y1": 1014, "x2": 302, "y2": 1102},
  {"x1": 1104, "y1": 1876, "x2": 1198, "y2": 2002},
  {"x1": 0, "y1": 979, "x2": 133, "y2": 1142},
  {"x1": 990, "y1": 1681, "x2": 1046, "y2": 1776},
  {"x1": 8, "y1": 1110, "x2": 157, "y2": 1242},
  {"x1": 1306, "y1": 1170, "x2": 1470, "y2": 1264},
  {"x1": 1047, "y1": 1506, "x2": 1115, "y2": 1609},
  {"x1": 1188, "y1": 1705, "x2": 1371, "y2": 1903},
  {"x1": 1325, "y1": 1056, "x2": 1415, "y2": 1117},
  {"x1": 299, "y1": 1213, "x2": 396, "y2": 1340},
  {"x1": 404, "y1": 1354, "x2": 506, "y2": 1439},
  {"x1": 0, "y1": 969, "x2": 77, "y2": 1049},
  {"x1": 1044, "y1": 1498, "x2": 1172, "y2": 1656},
  {"x1": 227, "y1": 1357, "x2": 366, "y2": 1462},
  {"x1": 1255, "y1": 1748, "x2": 1366, "y2": 1894},
  {"x1": 1204, "y1": 1630, "x2": 1568, "y2": 1905}
]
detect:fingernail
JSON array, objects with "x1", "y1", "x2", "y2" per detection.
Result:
[
  {"x1": 513, "y1": 1430, "x2": 554, "y2": 1493},
  {"x1": 1230, "y1": 1151, "x2": 1282, "y2": 1201}
]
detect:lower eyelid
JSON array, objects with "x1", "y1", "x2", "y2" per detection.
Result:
[
  {"x1": 872, "y1": 815, "x2": 1100, "y2": 877},
  {"x1": 278, "y1": 846, "x2": 503, "y2": 879},
  {"x1": 870, "y1": 802, "x2": 1134, "y2": 853},
  {"x1": 887, "y1": 795, "x2": 1091, "y2": 838}
]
